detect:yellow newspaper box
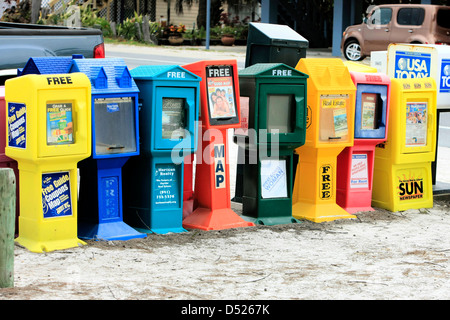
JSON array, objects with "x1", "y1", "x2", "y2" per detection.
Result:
[
  {"x1": 372, "y1": 78, "x2": 437, "y2": 212},
  {"x1": 293, "y1": 58, "x2": 356, "y2": 222},
  {"x1": 343, "y1": 61, "x2": 378, "y2": 73},
  {"x1": 5, "y1": 73, "x2": 91, "y2": 252}
]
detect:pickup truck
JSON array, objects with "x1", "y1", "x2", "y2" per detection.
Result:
[{"x1": 0, "y1": 21, "x2": 105, "y2": 84}]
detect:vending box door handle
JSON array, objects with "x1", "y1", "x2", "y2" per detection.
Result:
[
  {"x1": 428, "y1": 113, "x2": 434, "y2": 134},
  {"x1": 295, "y1": 95, "x2": 305, "y2": 130},
  {"x1": 186, "y1": 98, "x2": 194, "y2": 139}
]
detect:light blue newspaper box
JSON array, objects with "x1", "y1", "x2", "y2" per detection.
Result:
[{"x1": 123, "y1": 65, "x2": 200, "y2": 234}]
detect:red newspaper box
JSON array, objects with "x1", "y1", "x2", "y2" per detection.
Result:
[
  {"x1": 336, "y1": 72, "x2": 390, "y2": 213},
  {"x1": 182, "y1": 60, "x2": 254, "y2": 230}
]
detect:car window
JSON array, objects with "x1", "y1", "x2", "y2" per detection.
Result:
[
  {"x1": 397, "y1": 8, "x2": 425, "y2": 26},
  {"x1": 437, "y1": 8, "x2": 450, "y2": 28},
  {"x1": 370, "y1": 8, "x2": 392, "y2": 25}
]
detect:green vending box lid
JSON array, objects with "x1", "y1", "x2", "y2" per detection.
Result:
[
  {"x1": 239, "y1": 63, "x2": 308, "y2": 80},
  {"x1": 248, "y1": 23, "x2": 309, "y2": 47},
  {"x1": 245, "y1": 23, "x2": 309, "y2": 68}
]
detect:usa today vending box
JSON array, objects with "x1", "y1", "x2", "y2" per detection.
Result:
[
  {"x1": 5, "y1": 73, "x2": 91, "y2": 252},
  {"x1": 387, "y1": 43, "x2": 450, "y2": 189},
  {"x1": 124, "y1": 65, "x2": 201, "y2": 234},
  {"x1": 236, "y1": 63, "x2": 308, "y2": 225},
  {"x1": 372, "y1": 77, "x2": 436, "y2": 212},
  {"x1": 387, "y1": 43, "x2": 450, "y2": 109}
]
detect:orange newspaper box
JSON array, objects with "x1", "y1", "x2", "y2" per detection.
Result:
[{"x1": 182, "y1": 60, "x2": 254, "y2": 230}]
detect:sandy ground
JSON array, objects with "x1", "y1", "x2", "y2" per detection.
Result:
[
  {"x1": 1, "y1": 46, "x2": 450, "y2": 302},
  {"x1": 1, "y1": 201, "x2": 449, "y2": 301},
  {"x1": 0, "y1": 145, "x2": 449, "y2": 301}
]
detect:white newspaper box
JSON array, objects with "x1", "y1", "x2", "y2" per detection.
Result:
[
  {"x1": 370, "y1": 51, "x2": 387, "y2": 75},
  {"x1": 387, "y1": 43, "x2": 450, "y2": 110}
]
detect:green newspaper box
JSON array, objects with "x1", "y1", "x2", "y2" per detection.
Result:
[{"x1": 235, "y1": 63, "x2": 308, "y2": 225}]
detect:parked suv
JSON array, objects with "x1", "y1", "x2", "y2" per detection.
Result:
[{"x1": 341, "y1": 4, "x2": 450, "y2": 61}]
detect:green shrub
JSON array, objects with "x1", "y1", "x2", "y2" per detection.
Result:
[{"x1": 117, "y1": 17, "x2": 139, "y2": 41}]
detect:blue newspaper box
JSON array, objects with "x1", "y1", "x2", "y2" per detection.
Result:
[
  {"x1": 17, "y1": 55, "x2": 85, "y2": 76},
  {"x1": 69, "y1": 58, "x2": 146, "y2": 240},
  {"x1": 123, "y1": 65, "x2": 200, "y2": 234}
]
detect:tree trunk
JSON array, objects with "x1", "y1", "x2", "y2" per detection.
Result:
[
  {"x1": 167, "y1": 0, "x2": 171, "y2": 25},
  {"x1": 31, "y1": 0, "x2": 41, "y2": 24},
  {"x1": 197, "y1": 0, "x2": 206, "y2": 28},
  {"x1": 197, "y1": 0, "x2": 222, "y2": 29}
]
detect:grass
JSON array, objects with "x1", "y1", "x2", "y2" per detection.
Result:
[
  {"x1": 104, "y1": 36, "x2": 158, "y2": 47},
  {"x1": 103, "y1": 36, "x2": 247, "y2": 53}
]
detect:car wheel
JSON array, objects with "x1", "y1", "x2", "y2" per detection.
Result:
[{"x1": 344, "y1": 40, "x2": 364, "y2": 61}]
